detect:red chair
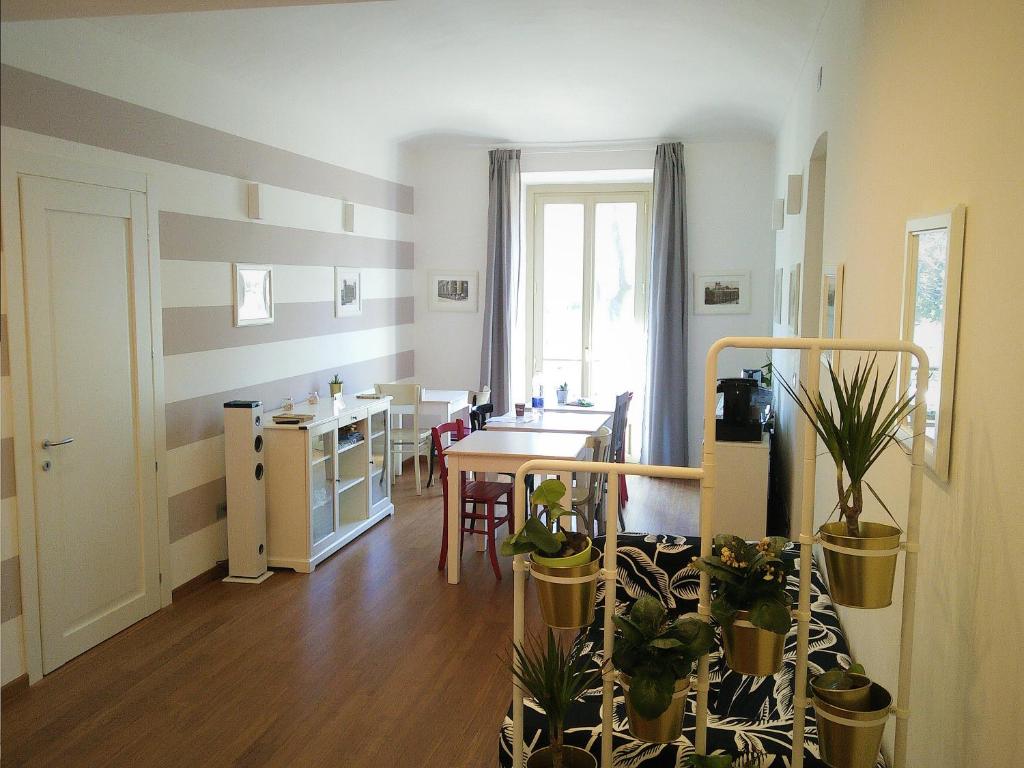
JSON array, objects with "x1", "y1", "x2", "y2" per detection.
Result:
[{"x1": 433, "y1": 419, "x2": 513, "y2": 580}]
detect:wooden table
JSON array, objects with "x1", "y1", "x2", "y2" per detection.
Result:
[
  {"x1": 484, "y1": 410, "x2": 609, "y2": 435},
  {"x1": 422, "y1": 388, "x2": 471, "y2": 420},
  {"x1": 443, "y1": 430, "x2": 587, "y2": 584}
]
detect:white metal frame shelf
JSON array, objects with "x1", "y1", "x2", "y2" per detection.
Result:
[{"x1": 509, "y1": 336, "x2": 928, "y2": 768}]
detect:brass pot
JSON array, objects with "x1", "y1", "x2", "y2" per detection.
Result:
[
  {"x1": 618, "y1": 672, "x2": 689, "y2": 743},
  {"x1": 530, "y1": 549, "x2": 600, "y2": 630},
  {"x1": 329, "y1": 382, "x2": 343, "y2": 397},
  {"x1": 819, "y1": 522, "x2": 902, "y2": 609},
  {"x1": 722, "y1": 610, "x2": 787, "y2": 676},
  {"x1": 812, "y1": 682, "x2": 891, "y2": 768},
  {"x1": 810, "y1": 672, "x2": 872, "y2": 711},
  {"x1": 526, "y1": 745, "x2": 597, "y2": 768}
]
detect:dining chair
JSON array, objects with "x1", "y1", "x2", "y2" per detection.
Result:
[
  {"x1": 610, "y1": 391, "x2": 633, "y2": 511},
  {"x1": 572, "y1": 426, "x2": 612, "y2": 535},
  {"x1": 432, "y1": 419, "x2": 513, "y2": 580},
  {"x1": 375, "y1": 382, "x2": 429, "y2": 495}
]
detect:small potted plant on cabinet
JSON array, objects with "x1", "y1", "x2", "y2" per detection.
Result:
[
  {"x1": 612, "y1": 596, "x2": 715, "y2": 743},
  {"x1": 777, "y1": 354, "x2": 914, "y2": 608},
  {"x1": 329, "y1": 374, "x2": 343, "y2": 398},
  {"x1": 694, "y1": 535, "x2": 793, "y2": 676},
  {"x1": 501, "y1": 479, "x2": 598, "y2": 629},
  {"x1": 809, "y1": 662, "x2": 891, "y2": 768},
  {"x1": 507, "y1": 629, "x2": 599, "y2": 768}
]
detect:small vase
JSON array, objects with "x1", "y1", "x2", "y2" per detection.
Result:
[
  {"x1": 556, "y1": 389, "x2": 568, "y2": 405},
  {"x1": 330, "y1": 382, "x2": 343, "y2": 397}
]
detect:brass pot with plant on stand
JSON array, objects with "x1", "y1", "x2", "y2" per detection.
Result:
[
  {"x1": 502, "y1": 479, "x2": 598, "y2": 630},
  {"x1": 810, "y1": 663, "x2": 890, "y2": 768},
  {"x1": 694, "y1": 535, "x2": 793, "y2": 676},
  {"x1": 778, "y1": 354, "x2": 915, "y2": 609},
  {"x1": 611, "y1": 596, "x2": 715, "y2": 743}
]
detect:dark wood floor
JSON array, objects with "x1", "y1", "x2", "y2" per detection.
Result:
[{"x1": 1, "y1": 469, "x2": 698, "y2": 768}]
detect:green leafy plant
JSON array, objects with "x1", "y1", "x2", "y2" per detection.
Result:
[
  {"x1": 687, "y1": 755, "x2": 734, "y2": 768},
  {"x1": 693, "y1": 535, "x2": 793, "y2": 635},
  {"x1": 611, "y1": 596, "x2": 715, "y2": 720},
  {"x1": 500, "y1": 479, "x2": 590, "y2": 558},
  {"x1": 812, "y1": 661, "x2": 866, "y2": 691},
  {"x1": 557, "y1": 382, "x2": 568, "y2": 391},
  {"x1": 506, "y1": 629, "x2": 599, "y2": 768},
  {"x1": 330, "y1": 373, "x2": 342, "y2": 385},
  {"x1": 776, "y1": 354, "x2": 914, "y2": 537}
]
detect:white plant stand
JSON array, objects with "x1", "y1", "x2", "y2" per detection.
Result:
[{"x1": 509, "y1": 336, "x2": 929, "y2": 768}]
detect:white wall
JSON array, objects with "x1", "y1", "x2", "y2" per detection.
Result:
[
  {"x1": 409, "y1": 142, "x2": 775, "y2": 463},
  {"x1": 772, "y1": 1, "x2": 1024, "y2": 764}
]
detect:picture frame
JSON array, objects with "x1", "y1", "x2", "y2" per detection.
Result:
[
  {"x1": 788, "y1": 263, "x2": 802, "y2": 334},
  {"x1": 820, "y1": 263, "x2": 845, "y2": 366},
  {"x1": 773, "y1": 267, "x2": 784, "y2": 324},
  {"x1": 335, "y1": 268, "x2": 362, "y2": 317},
  {"x1": 233, "y1": 263, "x2": 274, "y2": 327},
  {"x1": 429, "y1": 270, "x2": 478, "y2": 312},
  {"x1": 693, "y1": 270, "x2": 751, "y2": 315}
]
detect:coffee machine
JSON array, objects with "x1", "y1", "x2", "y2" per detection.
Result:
[{"x1": 716, "y1": 377, "x2": 770, "y2": 441}]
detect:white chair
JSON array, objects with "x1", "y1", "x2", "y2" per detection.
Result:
[
  {"x1": 375, "y1": 383, "x2": 430, "y2": 495},
  {"x1": 573, "y1": 426, "x2": 612, "y2": 535}
]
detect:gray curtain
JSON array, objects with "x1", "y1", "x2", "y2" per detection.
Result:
[
  {"x1": 479, "y1": 148, "x2": 521, "y2": 415},
  {"x1": 642, "y1": 142, "x2": 688, "y2": 466}
]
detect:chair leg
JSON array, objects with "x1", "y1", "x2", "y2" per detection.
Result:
[
  {"x1": 426, "y1": 442, "x2": 435, "y2": 488},
  {"x1": 414, "y1": 446, "x2": 422, "y2": 495},
  {"x1": 438, "y1": 498, "x2": 448, "y2": 571},
  {"x1": 487, "y1": 502, "x2": 501, "y2": 580}
]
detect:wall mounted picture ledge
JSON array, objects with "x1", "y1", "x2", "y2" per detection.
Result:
[
  {"x1": 693, "y1": 271, "x2": 751, "y2": 315},
  {"x1": 786, "y1": 174, "x2": 803, "y2": 215}
]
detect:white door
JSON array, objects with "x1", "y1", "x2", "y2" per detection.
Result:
[{"x1": 19, "y1": 175, "x2": 160, "y2": 674}]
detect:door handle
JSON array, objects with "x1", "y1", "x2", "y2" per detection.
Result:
[{"x1": 42, "y1": 437, "x2": 74, "y2": 449}]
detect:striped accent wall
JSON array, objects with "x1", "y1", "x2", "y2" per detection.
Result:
[{"x1": 0, "y1": 61, "x2": 415, "y2": 643}]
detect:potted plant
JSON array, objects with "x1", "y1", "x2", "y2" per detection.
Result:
[
  {"x1": 506, "y1": 629, "x2": 599, "y2": 768},
  {"x1": 329, "y1": 374, "x2": 343, "y2": 397},
  {"x1": 556, "y1": 382, "x2": 569, "y2": 405},
  {"x1": 693, "y1": 535, "x2": 793, "y2": 676},
  {"x1": 777, "y1": 354, "x2": 914, "y2": 608},
  {"x1": 808, "y1": 662, "x2": 892, "y2": 768},
  {"x1": 501, "y1": 479, "x2": 598, "y2": 629},
  {"x1": 612, "y1": 596, "x2": 715, "y2": 743}
]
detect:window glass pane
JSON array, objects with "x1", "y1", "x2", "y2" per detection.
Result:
[
  {"x1": 591, "y1": 202, "x2": 642, "y2": 399},
  {"x1": 909, "y1": 229, "x2": 949, "y2": 440},
  {"x1": 541, "y1": 204, "x2": 584, "y2": 390}
]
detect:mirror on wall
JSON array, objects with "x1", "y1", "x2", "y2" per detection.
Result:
[{"x1": 898, "y1": 205, "x2": 966, "y2": 481}]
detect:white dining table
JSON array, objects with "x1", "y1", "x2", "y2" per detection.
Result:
[
  {"x1": 484, "y1": 410, "x2": 610, "y2": 435},
  {"x1": 443, "y1": 429, "x2": 587, "y2": 584},
  {"x1": 540, "y1": 398, "x2": 615, "y2": 416},
  {"x1": 421, "y1": 388, "x2": 471, "y2": 420}
]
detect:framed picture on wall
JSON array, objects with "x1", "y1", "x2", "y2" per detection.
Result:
[
  {"x1": 233, "y1": 263, "x2": 274, "y2": 326},
  {"x1": 788, "y1": 263, "x2": 802, "y2": 333},
  {"x1": 773, "y1": 267, "x2": 784, "y2": 324},
  {"x1": 820, "y1": 263, "x2": 845, "y2": 364},
  {"x1": 429, "y1": 270, "x2": 478, "y2": 312},
  {"x1": 693, "y1": 271, "x2": 751, "y2": 314},
  {"x1": 335, "y1": 268, "x2": 362, "y2": 317}
]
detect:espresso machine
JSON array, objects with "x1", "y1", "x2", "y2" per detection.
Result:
[{"x1": 715, "y1": 376, "x2": 772, "y2": 441}]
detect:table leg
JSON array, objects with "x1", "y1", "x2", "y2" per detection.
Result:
[{"x1": 447, "y1": 453, "x2": 461, "y2": 584}]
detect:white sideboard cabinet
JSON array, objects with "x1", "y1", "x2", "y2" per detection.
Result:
[{"x1": 263, "y1": 396, "x2": 394, "y2": 572}]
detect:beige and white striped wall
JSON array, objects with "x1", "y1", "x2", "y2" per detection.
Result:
[{"x1": 0, "y1": 64, "x2": 414, "y2": 684}]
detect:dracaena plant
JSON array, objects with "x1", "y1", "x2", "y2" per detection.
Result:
[
  {"x1": 505, "y1": 629, "x2": 599, "y2": 768},
  {"x1": 612, "y1": 596, "x2": 715, "y2": 719},
  {"x1": 500, "y1": 479, "x2": 590, "y2": 559},
  {"x1": 693, "y1": 535, "x2": 793, "y2": 635},
  {"x1": 776, "y1": 354, "x2": 914, "y2": 537}
]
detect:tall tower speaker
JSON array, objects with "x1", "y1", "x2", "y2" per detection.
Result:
[{"x1": 223, "y1": 400, "x2": 272, "y2": 583}]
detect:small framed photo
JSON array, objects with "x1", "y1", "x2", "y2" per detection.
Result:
[
  {"x1": 233, "y1": 263, "x2": 274, "y2": 326},
  {"x1": 335, "y1": 268, "x2": 362, "y2": 317},
  {"x1": 788, "y1": 263, "x2": 802, "y2": 333},
  {"x1": 429, "y1": 270, "x2": 478, "y2": 312},
  {"x1": 820, "y1": 263, "x2": 845, "y2": 364},
  {"x1": 773, "y1": 267, "x2": 784, "y2": 324},
  {"x1": 693, "y1": 271, "x2": 751, "y2": 315}
]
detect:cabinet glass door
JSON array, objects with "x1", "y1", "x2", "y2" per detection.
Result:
[
  {"x1": 309, "y1": 423, "x2": 337, "y2": 547},
  {"x1": 369, "y1": 408, "x2": 390, "y2": 508}
]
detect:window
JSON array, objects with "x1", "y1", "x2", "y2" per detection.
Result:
[
  {"x1": 899, "y1": 205, "x2": 966, "y2": 480},
  {"x1": 526, "y1": 184, "x2": 651, "y2": 456}
]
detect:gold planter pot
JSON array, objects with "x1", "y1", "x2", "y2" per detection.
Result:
[
  {"x1": 618, "y1": 673, "x2": 690, "y2": 743},
  {"x1": 819, "y1": 522, "x2": 902, "y2": 609},
  {"x1": 526, "y1": 745, "x2": 597, "y2": 768},
  {"x1": 530, "y1": 549, "x2": 600, "y2": 630},
  {"x1": 329, "y1": 382, "x2": 343, "y2": 397},
  {"x1": 810, "y1": 672, "x2": 872, "y2": 711},
  {"x1": 812, "y1": 682, "x2": 891, "y2": 768},
  {"x1": 722, "y1": 610, "x2": 787, "y2": 676}
]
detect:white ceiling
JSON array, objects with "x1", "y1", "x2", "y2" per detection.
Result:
[{"x1": 93, "y1": 0, "x2": 827, "y2": 148}]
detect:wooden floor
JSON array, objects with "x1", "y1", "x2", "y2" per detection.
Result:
[{"x1": 1, "y1": 469, "x2": 698, "y2": 768}]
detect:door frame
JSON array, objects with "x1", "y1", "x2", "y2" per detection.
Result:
[
  {"x1": 524, "y1": 183, "x2": 652, "y2": 398},
  {"x1": 1, "y1": 148, "x2": 172, "y2": 683}
]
